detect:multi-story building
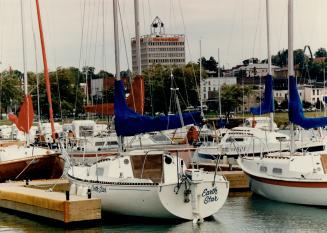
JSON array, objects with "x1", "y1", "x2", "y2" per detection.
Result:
[
  {"x1": 233, "y1": 63, "x2": 279, "y2": 78},
  {"x1": 131, "y1": 17, "x2": 185, "y2": 72},
  {"x1": 201, "y1": 76, "x2": 237, "y2": 100}
]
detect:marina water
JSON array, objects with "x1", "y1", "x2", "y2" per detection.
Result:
[{"x1": 1, "y1": 194, "x2": 327, "y2": 232}]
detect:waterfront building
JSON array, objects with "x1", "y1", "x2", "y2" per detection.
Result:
[
  {"x1": 202, "y1": 76, "x2": 237, "y2": 101},
  {"x1": 131, "y1": 16, "x2": 185, "y2": 72}
]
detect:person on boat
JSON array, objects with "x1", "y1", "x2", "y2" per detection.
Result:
[
  {"x1": 186, "y1": 126, "x2": 199, "y2": 145},
  {"x1": 67, "y1": 130, "x2": 75, "y2": 146}
]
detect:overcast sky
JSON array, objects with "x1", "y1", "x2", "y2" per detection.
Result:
[{"x1": 0, "y1": 0, "x2": 327, "y2": 74}]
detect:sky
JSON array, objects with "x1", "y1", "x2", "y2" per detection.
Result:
[{"x1": 0, "y1": 0, "x2": 327, "y2": 74}]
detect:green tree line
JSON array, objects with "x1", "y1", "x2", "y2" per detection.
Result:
[{"x1": 1, "y1": 46, "x2": 326, "y2": 121}]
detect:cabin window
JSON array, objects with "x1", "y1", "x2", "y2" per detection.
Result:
[
  {"x1": 108, "y1": 141, "x2": 118, "y2": 146},
  {"x1": 226, "y1": 137, "x2": 244, "y2": 142},
  {"x1": 95, "y1": 142, "x2": 105, "y2": 146},
  {"x1": 79, "y1": 126, "x2": 93, "y2": 137},
  {"x1": 260, "y1": 166, "x2": 267, "y2": 173},
  {"x1": 96, "y1": 167, "x2": 104, "y2": 176},
  {"x1": 272, "y1": 168, "x2": 282, "y2": 174},
  {"x1": 234, "y1": 138, "x2": 244, "y2": 142}
]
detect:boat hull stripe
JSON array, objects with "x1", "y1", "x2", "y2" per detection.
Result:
[{"x1": 245, "y1": 172, "x2": 327, "y2": 188}]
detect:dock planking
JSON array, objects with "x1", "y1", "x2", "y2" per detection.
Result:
[
  {"x1": 221, "y1": 170, "x2": 250, "y2": 191},
  {"x1": 0, "y1": 179, "x2": 101, "y2": 223}
]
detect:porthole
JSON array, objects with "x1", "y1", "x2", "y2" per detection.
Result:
[{"x1": 164, "y1": 156, "x2": 172, "y2": 164}]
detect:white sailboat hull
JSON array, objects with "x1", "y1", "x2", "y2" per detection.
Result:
[
  {"x1": 68, "y1": 150, "x2": 229, "y2": 221},
  {"x1": 238, "y1": 154, "x2": 327, "y2": 206},
  {"x1": 249, "y1": 175, "x2": 327, "y2": 206},
  {"x1": 69, "y1": 178, "x2": 229, "y2": 220}
]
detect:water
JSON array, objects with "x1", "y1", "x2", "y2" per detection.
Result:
[{"x1": 1, "y1": 194, "x2": 327, "y2": 233}]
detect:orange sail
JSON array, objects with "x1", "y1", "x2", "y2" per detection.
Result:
[
  {"x1": 8, "y1": 95, "x2": 34, "y2": 133},
  {"x1": 85, "y1": 75, "x2": 144, "y2": 115}
]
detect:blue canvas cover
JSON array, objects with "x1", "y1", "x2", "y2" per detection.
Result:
[
  {"x1": 323, "y1": 96, "x2": 327, "y2": 104},
  {"x1": 289, "y1": 76, "x2": 327, "y2": 129},
  {"x1": 114, "y1": 80, "x2": 202, "y2": 136},
  {"x1": 250, "y1": 74, "x2": 274, "y2": 115}
]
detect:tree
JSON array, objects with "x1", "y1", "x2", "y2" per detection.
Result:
[
  {"x1": 315, "y1": 48, "x2": 327, "y2": 58},
  {"x1": 274, "y1": 99, "x2": 279, "y2": 110},
  {"x1": 220, "y1": 84, "x2": 252, "y2": 118},
  {"x1": 302, "y1": 101, "x2": 312, "y2": 109},
  {"x1": 0, "y1": 72, "x2": 23, "y2": 113},
  {"x1": 198, "y1": 56, "x2": 218, "y2": 75},
  {"x1": 280, "y1": 99, "x2": 288, "y2": 109},
  {"x1": 29, "y1": 67, "x2": 85, "y2": 119},
  {"x1": 315, "y1": 100, "x2": 324, "y2": 110},
  {"x1": 272, "y1": 49, "x2": 288, "y2": 67},
  {"x1": 143, "y1": 63, "x2": 201, "y2": 115}
]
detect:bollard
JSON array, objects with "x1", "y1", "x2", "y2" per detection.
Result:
[
  {"x1": 25, "y1": 179, "x2": 29, "y2": 186},
  {"x1": 65, "y1": 190, "x2": 70, "y2": 201},
  {"x1": 87, "y1": 189, "x2": 91, "y2": 199}
]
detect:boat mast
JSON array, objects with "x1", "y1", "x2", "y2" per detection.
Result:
[
  {"x1": 218, "y1": 48, "x2": 222, "y2": 118},
  {"x1": 199, "y1": 40, "x2": 204, "y2": 118},
  {"x1": 113, "y1": 0, "x2": 122, "y2": 150},
  {"x1": 324, "y1": 66, "x2": 326, "y2": 117},
  {"x1": 134, "y1": 0, "x2": 141, "y2": 76},
  {"x1": 20, "y1": 0, "x2": 30, "y2": 145},
  {"x1": 288, "y1": 0, "x2": 295, "y2": 153},
  {"x1": 113, "y1": 0, "x2": 120, "y2": 82},
  {"x1": 35, "y1": 0, "x2": 56, "y2": 140},
  {"x1": 266, "y1": 0, "x2": 274, "y2": 131}
]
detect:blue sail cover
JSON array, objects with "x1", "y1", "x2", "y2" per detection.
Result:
[
  {"x1": 323, "y1": 96, "x2": 327, "y2": 104},
  {"x1": 250, "y1": 74, "x2": 274, "y2": 115},
  {"x1": 289, "y1": 76, "x2": 327, "y2": 129},
  {"x1": 114, "y1": 80, "x2": 202, "y2": 136}
]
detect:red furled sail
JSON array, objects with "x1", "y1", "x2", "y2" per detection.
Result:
[
  {"x1": 8, "y1": 95, "x2": 34, "y2": 133},
  {"x1": 85, "y1": 75, "x2": 144, "y2": 115}
]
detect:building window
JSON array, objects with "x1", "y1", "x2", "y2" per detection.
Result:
[
  {"x1": 313, "y1": 90, "x2": 315, "y2": 95},
  {"x1": 317, "y1": 89, "x2": 320, "y2": 95},
  {"x1": 313, "y1": 98, "x2": 315, "y2": 102},
  {"x1": 208, "y1": 87, "x2": 211, "y2": 91}
]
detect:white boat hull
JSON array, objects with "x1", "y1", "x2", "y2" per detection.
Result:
[
  {"x1": 248, "y1": 174, "x2": 327, "y2": 206},
  {"x1": 69, "y1": 178, "x2": 229, "y2": 220}
]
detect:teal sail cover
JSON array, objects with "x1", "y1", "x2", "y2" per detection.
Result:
[
  {"x1": 250, "y1": 75, "x2": 274, "y2": 115},
  {"x1": 114, "y1": 80, "x2": 202, "y2": 136},
  {"x1": 289, "y1": 76, "x2": 327, "y2": 129}
]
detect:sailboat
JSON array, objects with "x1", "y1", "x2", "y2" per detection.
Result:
[
  {"x1": 238, "y1": 0, "x2": 327, "y2": 206},
  {"x1": 68, "y1": 0, "x2": 229, "y2": 222},
  {"x1": 0, "y1": 0, "x2": 64, "y2": 182},
  {"x1": 196, "y1": 0, "x2": 326, "y2": 165},
  {"x1": 195, "y1": 0, "x2": 286, "y2": 164}
]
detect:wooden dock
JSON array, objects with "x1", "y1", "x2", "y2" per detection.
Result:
[
  {"x1": 221, "y1": 170, "x2": 250, "y2": 191},
  {"x1": 0, "y1": 179, "x2": 101, "y2": 223}
]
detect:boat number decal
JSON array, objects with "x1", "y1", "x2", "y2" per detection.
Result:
[
  {"x1": 92, "y1": 185, "x2": 107, "y2": 193},
  {"x1": 202, "y1": 187, "x2": 218, "y2": 204}
]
